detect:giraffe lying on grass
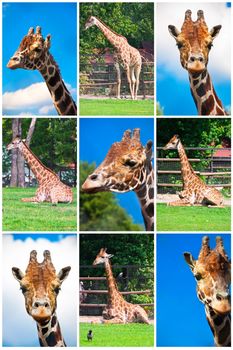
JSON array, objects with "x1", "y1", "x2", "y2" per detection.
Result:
[
  {"x1": 7, "y1": 137, "x2": 73, "y2": 204},
  {"x1": 163, "y1": 135, "x2": 224, "y2": 207}
]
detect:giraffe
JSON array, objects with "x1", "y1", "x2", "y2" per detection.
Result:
[
  {"x1": 82, "y1": 128, "x2": 154, "y2": 231},
  {"x1": 163, "y1": 135, "x2": 224, "y2": 206},
  {"x1": 84, "y1": 16, "x2": 142, "y2": 100},
  {"x1": 184, "y1": 236, "x2": 231, "y2": 346},
  {"x1": 168, "y1": 9, "x2": 227, "y2": 115},
  {"x1": 12, "y1": 250, "x2": 71, "y2": 346},
  {"x1": 7, "y1": 26, "x2": 77, "y2": 116},
  {"x1": 93, "y1": 248, "x2": 150, "y2": 324},
  {"x1": 7, "y1": 136, "x2": 73, "y2": 204}
]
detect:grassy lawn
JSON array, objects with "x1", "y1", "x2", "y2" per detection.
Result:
[
  {"x1": 3, "y1": 187, "x2": 77, "y2": 232},
  {"x1": 157, "y1": 204, "x2": 231, "y2": 231},
  {"x1": 80, "y1": 98, "x2": 154, "y2": 116},
  {"x1": 80, "y1": 323, "x2": 154, "y2": 347}
]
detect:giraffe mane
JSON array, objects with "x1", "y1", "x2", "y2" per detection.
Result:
[{"x1": 95, "y1": 16, "x2": 128, "y2": 42}]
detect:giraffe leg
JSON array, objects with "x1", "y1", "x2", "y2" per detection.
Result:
[
  {"x1": 125, "y1": 66, "x2": 134, "y2": 99},
  {"x1": 103, "y1": 318, "x2": 125, "y2": 324},
  {"x1": 130, "y1": 66, "x2": 136, "y2": 99},
  {"x1": 134, "y1": 64, "x2": 141, "y2": 100},
  {"x1": 168, "y1": 199, "x2": 191, "y2": 206},
  {"x1": 114, "y1": 57, "x2": 121, "y2": 99},
  {"x1": 21, "y1": 197, "x2": 40, "y2": 203}
]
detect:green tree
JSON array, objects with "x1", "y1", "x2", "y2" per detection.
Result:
[{"x1": 80, "y1": 162, "x2": 143, "y2": 231}]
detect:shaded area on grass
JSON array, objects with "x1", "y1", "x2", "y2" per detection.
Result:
[
  {"x1": 80, "y1": 99, "x2": 154, "y2": 116},
  {"x1": 156, "y1": 204, "x2": 231, "y2": 231},
  {"x1": 80, "y1": 322, "x2": 154, "y2": 347},
  {"x1": 3, "y1": 188, "x2": 77, "y2": 231}
]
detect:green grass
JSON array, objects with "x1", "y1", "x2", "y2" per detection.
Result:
[
  {"x1": 80, "y1": 323, "x2": 154, "y2": 347},
  {"x1": 80, "y1": 98, "x2": 154, "y2": 116},
  {"x1": 3, "y1": 187, "x2": 77, "y2": 231},
  {"x1": 157, "y1": 204, "x2": 231, "y2": 231}
]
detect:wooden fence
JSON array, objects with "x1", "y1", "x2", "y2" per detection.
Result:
[
  {"x1": 80, "y1": 56, "x2": 154, "y2": 98},
  {"x1": 80, "y1": 264, "x2": 154, "y2": 316},
  {"x1": 157, "y1": 147, "x2": 231, "y2": 194}
]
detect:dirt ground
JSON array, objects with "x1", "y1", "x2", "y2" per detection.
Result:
[
  {"x1": 79, "y1": 316, "x2": 154, "y2": 324},
  {"x1": 157, "y1": 194, "x2": 231, "y2": 206}
]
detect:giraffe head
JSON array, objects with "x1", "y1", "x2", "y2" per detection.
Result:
[
  {"x1": 184, "y1": 236, "x2": 231, "y2": 315},
  {"x1": 163, "y1": 134, "x2": 180, "y2": 150},
  {"x1": 7, "y1": 136, "x2": 25, "y2": 151},
  {"x1": 168, "y1": 10, "x2": 221, "y2": 74},
  {"x1": 93, "y1": 248, "x2": 114, "y2": 266},
  {"x1": 84, "y1": 16, "x2": 98, "y2": 30},
  {"x1": 82, "y1": 128, "x2": 153, "y2": 194},
  {"x1": 7, "y1": 26, "x2": 51, "y2": 70},
  {"x1": 12, "y1": 250, "x2": 71, "y2": 323}
]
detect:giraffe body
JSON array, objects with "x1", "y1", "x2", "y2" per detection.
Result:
[
  {"x1": 82, "y1": 129, "x2": 154, "y2": 231},
  {"x1": 163, "y1": 135, "x2": 223, "y2": 207},
  {"x1": 93, "y1": 248, "x2": 150, "y2": 324},
  {"x1": 7, "y1": 26, "x2": 77, "y2": 115},
  {"x1": 85, "y1": 16, "x2": 142, "y2": 100},
  {"x1": 184, "y1": 236, "x2": 231, "y2": 346},
  {"x1": 168, "y1": 10, "x2": 227, "y2": 115},
  {"x1": 12, "y1": 250, "x2": 71, "y2": 347},
  {"x1": 7, "y1": 137, "x2": 73, "y2": 204}
]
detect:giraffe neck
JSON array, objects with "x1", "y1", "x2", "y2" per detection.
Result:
[
  {"x1": 135, "y1": 165, "x2": 154, "y2": 231},
  {"x1": 36, "y1": 313, "x2": 66, "y2": 347},
  {"x1": 38, "y1": 53, "x2": 77, "y2": 115},
  {"x1": 177, "y1": 140, "x2": 195, "y2": 185},
  {"x1": 205, "y1": 305, "x2": 231, "y2": 346},
  {"x1": 94, "y1": 18, "x2": 126, "y2": 50},
  {"x1": 20, "y1": 142, "x2": 57, "y2": 184},
  {"x1": 189, "y1": 70, "x2": 226, "y2": 115},
  {"x1": 104, "y1": 260, "x2": 123, "y2": 304}
]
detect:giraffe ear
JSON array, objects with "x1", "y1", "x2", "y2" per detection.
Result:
[
  {"x1": 184, "y1": 252, "x2": 196, "y2": 271},
  {"x1": 57, "y1": 266, "x2": 71, "y2": 283},
  {"x1": 12, "y1": 267, "x2": 24, "y2": 282},
  {"x1": 210, "y1": 25, "x2": 222, "y2": 40},
  {"x1": 107, "y1": 254, "x2": 114, "y2": 259},
  {"x1": 168, "y1": 25, "x2": 180, "y2": 39}
]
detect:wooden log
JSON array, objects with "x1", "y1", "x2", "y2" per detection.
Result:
[{"x1": 80, "y1": 290, "x2": 151, "y2": 295}]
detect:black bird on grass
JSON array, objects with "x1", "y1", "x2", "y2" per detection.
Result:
[{"x1": 87, "y1": 330, "x2": 93, "y2": 341}]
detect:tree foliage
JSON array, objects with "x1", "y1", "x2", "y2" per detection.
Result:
[
  {"x1": 80, "y1": 162, "x2": 143, "y2": 231},
  {"x1": 80, "y1": 2, "x2": 154, "y2": 61}
]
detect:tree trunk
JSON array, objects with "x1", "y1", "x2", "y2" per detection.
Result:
[{"x1": 10, "y1": 118, "x2": 37, "y2": 187}]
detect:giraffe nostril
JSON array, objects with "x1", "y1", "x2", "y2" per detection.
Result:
[
  {"x1": 34, "y1": 302, "x2": 40, "y2": 308},
  {"x1": 199, "y1": 57, "x2": 204, "y2": 62},
  {"x1": 44, "y1": 302, "x2": 49, "y2": 308},
  {"x1": 190, "y1": 56, "x2": 195, "y2": 62},
  {"x1": 90, "y1": 174, "x2": 98, "y2": 181}
]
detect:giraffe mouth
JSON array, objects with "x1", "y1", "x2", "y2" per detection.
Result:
[
  {"x1": 7, "y1": 58, "x2": 23, "y2": 70},
  {"x1": 82, "y1": 178, "x2": 107, "y2": 193}
]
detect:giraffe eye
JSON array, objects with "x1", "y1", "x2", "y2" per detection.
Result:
[
  {"x1": 20, "y1": 285, "x2": 28, "y2": 294},
  {"x1": 54, "y1": 286, "x2": 61, "y2": 294},
  {"x1": 207, "y1": 43, "x2": 213, "y2": 50},
  {"x1": 195, "y1": 273, "x2": 202, "y2": 281},
  {"x1": 176, "y1": 42, "x2": 183, "y2": 49},
  {"x1": 124, "y1": 159, "x2": 137, "y2": 167},
  {"x1": 34, "y1": 47, "x2": 41, "y2": 53}
]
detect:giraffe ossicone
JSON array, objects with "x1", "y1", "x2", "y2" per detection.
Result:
[
  {"x1": 93, "y1": 248, "x2": 150, "y2": 324},
  {"x1": 85, "y1": 16, "x2": 142, "y2": 100},
  {"x1": 168, "y1": 9, "x2": 227, "y2": 115},
  {"x1": 7, "y1": 26, "x2": 77, "y2": 115},
  {"x1": 184, "y1": 236, "x2": 231, "y2": 346},
  {"x1": 82, "y1": 128, "x2": 154, "y2": 231},
  {"x1": 163, "y1": 134, "x2": 224, "y2": 207},
  {"x1": 12, "y1": 250, "x2": 71, "y2": 347},
  {"x1": 7, "y1": 136, "x2": 73, "y2": 204}
]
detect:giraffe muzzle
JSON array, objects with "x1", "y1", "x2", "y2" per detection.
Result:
[{"x1": 7, "y1": 56, "x2": 23, "y2": 70}]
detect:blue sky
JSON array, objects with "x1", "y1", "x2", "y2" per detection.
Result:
[
  {"x1": 157, "y1": 3, "x2": 231, "y2": 115},
  {"x1": 3, "y1": 234, "x2": 77, "y2": 346},
  {"x1": 80, "y1": 118, "x2": 154, "y2": 227},
  {"x1": 2, "y1": 2, "x2": 77, "y2": 115},
  {"x1": 157, "y1": 233, "x2": 231, "y2": 346}
]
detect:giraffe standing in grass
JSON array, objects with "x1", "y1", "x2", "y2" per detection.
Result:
[
  {"x1": 184, "y1": 236, "x2": 231, "y2": 346},
  {"x1": 82, "y1": 128, "x2": 154, "y2": 231},
  {"x1": 12, "y1": 250, "x2": 71, "y2": 346},
  {"x1": 163, "y1": 135, "x2": 223, "y2": 206},
  {"x1": 93, "y1": 248, "x2": 150, "y2": 324},
  {"x1": 85, "y1": 16, "x2": 142, "y2": 100},
  {"x1": 168, "y1": 10, "x2": 227, "y2": 115},
  {"x1": 7, "y1": 26, "x2": 77, "y2": 115},
  {"x1": 7, "y1": 137, "x2": 73, "y2": 204}
]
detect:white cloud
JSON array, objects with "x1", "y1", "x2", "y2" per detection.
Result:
[
  {"x1": 157, "y1": 3, "x2": 231, "y2": 82},
  {"x1": 39, "y1": 104, "x2": 55, "y2": 114},
  {"x1": 2, "y1": 235, "x2": 77, "y2": 347}
]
